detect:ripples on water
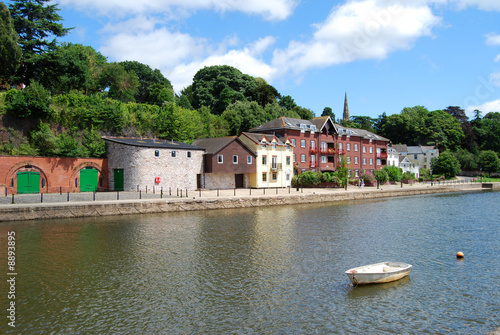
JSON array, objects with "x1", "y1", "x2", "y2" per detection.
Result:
[{"x1": 0, "y1": 191, "x2": 499, "y2": 334}]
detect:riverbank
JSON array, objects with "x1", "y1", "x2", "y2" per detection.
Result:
[{"x1": 1, "y1": 182, "x2": 498, "y2": 222}]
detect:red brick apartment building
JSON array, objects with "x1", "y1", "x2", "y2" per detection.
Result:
[{"x1": 249, "y1": 116, "x2": 389, "y2": 177}]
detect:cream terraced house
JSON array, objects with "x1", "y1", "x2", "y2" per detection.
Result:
[{"x1": 238, "y1": 132, "x2": 294, "y2": 188}]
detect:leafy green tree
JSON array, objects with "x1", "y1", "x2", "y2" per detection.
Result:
[
  {"x1": 250, "y1": 77, "x2": 280, "y2": 107},
  {"x1": 191, "y1": 65, "x2": 256, "y2": 115},
  {"x1": 292, "y1": 106, "x2": 314, "y2": 120},
  {"x1": 98, "y1": 63, "x2": 139, "y2": 102},
  {"x1": 426, "y1": 109, "x2": 464, "y2": 150},
  {"x1": 431, "y1": 150, "x2": 461, "y2": 179},
  {"x1": 373, "y1": 169, "x2": 389, "y2": 185},
  {"x1": 6, "y1": 81, "x2": 51, "y2": 118},
  {"x1": 30, "y1": 122, "x2": 57, "y2": 155},
  {"x1": 383, "y1": 165, "x2": 402, "y2": 181},
  {"x1": 350, "y1": 115, "x2": 376, "y2": 132},
  {"x1": 83, "y1": 126, "x2": 106, "y2": 157},
  {"x1": 57, "y1": 131, "x2": 89, "y2": 157},
  {"x1": 478, "y1": 150, "x2": 500, "y2": 173},
  {"x1": 120, "y1": 61, "x2": 172, "y2": 104},
  {"x1": 9, "y1": 0, "x2": 72, "y2": 85},
  {"x1": 473, "y1": 112, "x2": 500, "y2": 154},
  {"x1": 278, "y1": 95, "x2": 297, "y2": 110},
  {"x1": 197, "y1": 106, "x2": 229, "y2": 138},
  {"x1": 321, "y1": 107, "x2": 335, "y2": 119},
  {"x1": 0, "y1": 2, "x2": 22, "y2": 86},
  {"x1": 444, "y1": 106, "x2": 476, "y2": 150},
  {"x1": 401, "y1": 171, "x2": 416, "y2": 181},
  {"x1": 454, "y1": 149, "x2": 477, "y2": 171}
]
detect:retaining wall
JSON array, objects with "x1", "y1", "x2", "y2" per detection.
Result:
[{"x1": 1, "y1": 183, "x2": 497, "y2": 222}]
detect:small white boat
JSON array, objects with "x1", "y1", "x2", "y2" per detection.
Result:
[{"x1": 345, "y1": 262, "x2": 412, "y2": 285}]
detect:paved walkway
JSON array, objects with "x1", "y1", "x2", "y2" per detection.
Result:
[{"x1": 0, "y1": 179, "x2": 480, "y2": 206}]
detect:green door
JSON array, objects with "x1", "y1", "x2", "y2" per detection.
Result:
[
  {"x1": 80, "y1": 168, "x2": 98, "y2": 192},
  {"x1": 17, "y1": 171, "x2": 40, "y2": 194},
  {"x1": 114, "y1": 169, "x2": 124, "y2": 191}
]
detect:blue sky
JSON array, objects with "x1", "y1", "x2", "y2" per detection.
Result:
[{"x1": 11, "y1": 0, "x2": 500, "y2": 119}]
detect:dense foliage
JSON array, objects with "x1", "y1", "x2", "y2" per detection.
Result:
[{"x1": 0, "y1": 0, "x2": 499, "y2": 179}]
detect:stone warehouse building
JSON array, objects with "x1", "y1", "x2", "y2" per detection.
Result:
[{"x1": 103, "y1": 137, "x2": 205, "y2": 192}]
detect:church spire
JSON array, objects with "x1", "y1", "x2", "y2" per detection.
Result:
[{"x1": 343, "y1": 92, "x2": 350, "y2": 121}]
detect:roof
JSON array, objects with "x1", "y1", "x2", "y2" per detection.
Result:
[
  {"x1": 103, "y1": 137, "x2": 204, "y2": 151},
  {"x1": 407, "y1": 146, "x2": 424, "y2": 155},
  {"x1": 390, "y1": 144, "x2": 408, "y2": 153},
  {"x1": 333, "y1": 124, "x2": 390, "y2": 142},
  {"x1": 249, "y1": 117, "x2": 320, "y2": 133},
  {"x1": 192, "y1": 136, "x2": 255, "y2": 156},
  {"x1": 240, "y1": 132, "x2": 289, "y2": 146}
]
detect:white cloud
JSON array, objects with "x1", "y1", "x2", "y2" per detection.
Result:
[
  {"x1": 495, "y1": 54, "x2": 500, "y2": 62},
  {"x1": 272, "y1": 0, "x2": 441, "y2": 74},
  {"x1": 486, "y1": 33, "x2": 500, "y2": 46},
  {"x1": 465, "y1": 99, "x2": 500, "y2": 116},
  {"x1": 451, "y1": 0, "x2": 500, "y2": 11},
  {"x1": 59, "y1": 0, "x2": 298, "y2": 21}
]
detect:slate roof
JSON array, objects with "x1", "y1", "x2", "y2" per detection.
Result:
[
  {"x1": 333, "y1": 124, "x2": 390, "y2": 142},
  {"x1": 249, "y1": 117, "x2": 319, "y2": 133},
  {"x1": 192, "y1": 136, "x2": 255, "y2": 156},
  {"x1": 103, "y1": 137, "x2": 204, "y2": 151},
  {"x1": 407, "y1": 146, "x2": 424, "y2": 155},
  {"x1": 240, "y1": 132, "x2": 289, "y2": 145},
  {"x1": 390, "y1": 144, "x2": 408, "y2": 154}
]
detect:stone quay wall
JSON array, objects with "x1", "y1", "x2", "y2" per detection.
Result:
[{"x1": 1, "y1": 183, "x2": 497, "y2": 222}]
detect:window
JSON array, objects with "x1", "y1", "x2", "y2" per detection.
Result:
[
  {"x1": 293, "y1": 154, "x2": 296, "y2": 162},
  {"x1": 272, "y1": 143, "x2": 277, "y2": 149},
  {"x1": 272, "y1": 172, "x2": 278, "y2": 181},
  {"x1": 286, "y1": 144, "x2": 290, "y2": 150},
  {"x1": 262, "y1": 173, "x2": 267, "y2": 182},
  {"x1": 338, "y1": 143, "x2": 343, "y2": 150},
  {"x1": 363, "y1": 146, "x2": 366, "y2": 153},
  {"x1": 301, "y1": 154, "x2": 306, "y2": 162},
  {"x1": 354, "y1": 144, "x2": 358, "y2": 151},
  {"x1": 301, "y1": 140, "x2": 306, "y2": 148},
  {"x1": 377, "y1": 159, "x2": 381, "y2": 165},
  {"x1": 354, "y1": 156, "x2": 358, "y2": 164},
  {"x1": 262, "y1": 144, "x2": 267, "y2": 149},
  {"x1": 286, "y1": 156, "x2": 291, "y2": 165},
  {"x1": 187, "y1": 151, "x2": 192, "y2": 158},
  {"x1": 347, "y1": 156, "x2": 351, "y2": 164},
  {"x1": 346, "y1": 143, "x2": 351, "y2": 151},
  {"x1": 369, "y1": 147, "x2": 373, "y2": 154},
  {"x1": 321, "y1": 156, "x2": 327, "y2": 163},
  {"x1": 154, "y1": 150, "x2": 160, "y2": 157},
  {"x1": 262, "y1": 155, "x2": 267, "y2": 165},
  {"x1": 291, "y1": 139, "x2": 296, "y2": 147},
  {"x1": 355, "y1": 170, "x2": 359, "y2": 177},
  {"x1": 363, "y1": 158, "x2": 366, "y2": 165},
  {"x1": 233, "y1": 155, "x2": 238, "y2": 164},
  {"x1": 171, "y1": 151, "x2": 176, "y2": 157},
  {"x1": 311, "y1": 140, "x2": 316, "y2": 148},
  {"x1": 272, "y1": 156, "x2": 278, "y2": 169},
  {"x1": 217, "y1": 155, "x2": 223, "y2": 164},
  {"x1": 247, "y1": 156, "x2": 252, "y2": 164},
  {"x1": 369, "y1": 158, "x2": 373, "y2": 165},
  {"x1": 339, "y1": 156, "x2": 343, "y2": 162}
]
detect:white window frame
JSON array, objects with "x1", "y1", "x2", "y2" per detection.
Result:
[
  {"x1": 301, "y1": 140, "x2": 306, "y2": 148},
  {"x1": 354, "y1": 144, "x2": 358, "y2": 151},
  {"x1": 233, "y1": 155, "x2": 238, "y2": 164},
  {"x1": 247, "y1": 156, "x2": 252, "y2": 164},
  {"x1": 217, "y1": 155, "x2": 223, "y2": 164},
  {"x1": 301, "y1": 154, "x2": 306, "y2": 163}
]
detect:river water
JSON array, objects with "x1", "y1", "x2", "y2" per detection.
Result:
[{"x1": 1, "y1": 191, "x2": 499, "y2": 334}]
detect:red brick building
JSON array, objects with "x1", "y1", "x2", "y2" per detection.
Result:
[
  {"x1": 0, "y1": 156, "x2": 108, "y2": 195},
  {"x1": 249, "y1": 116, "x2": 389, "y2": 177}
]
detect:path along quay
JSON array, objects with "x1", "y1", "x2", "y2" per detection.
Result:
[{"x1": 0, "y1": 181, "x2": 498, "y2": 222}]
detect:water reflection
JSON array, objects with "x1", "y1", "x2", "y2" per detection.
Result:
[{"x1": 0, "y1": 191, "x2": 499, "y2": 334}]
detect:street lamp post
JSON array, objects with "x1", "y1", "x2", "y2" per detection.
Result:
[{"x1": 430, "y1": 168, "x2": 433, "y2": 186}]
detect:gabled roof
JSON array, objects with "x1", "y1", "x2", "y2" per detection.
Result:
[
  {"x1": 407, "y1": 146, "x2": 424, "y2": 155},
  {"x1": 240, "y1": 132, "x2": 289, "y2": 146},
  {"x1": 103, "y1": 137, "x2": 204, "y2": 151},
  {"x1": 192, "y1": 136, "x2": 256, "y2": 156},
  {"x1": 248, "y1": 117, "x2": 319, "y2": 133},
  {"x1": 333, "y1": 124, "x2": 390, "y2": 142},
  {"x1": 390, "y1": 144, "x2": 408, "y2": 153}
]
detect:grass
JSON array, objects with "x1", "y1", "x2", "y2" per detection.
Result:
[{"x1": 475, "y1": 177, "x2": 500, "y2": 182}]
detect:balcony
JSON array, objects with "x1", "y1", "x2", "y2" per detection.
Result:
[
  {"x1": 337, "y1": 149, "x2": 346, "y2": 155},
  {"x1": 377, "y1": 152, "x2": 388, "y2": 159},
  {"x1": 320, "y1": 148, "x2": 336, "y2": 155},
  {"x1": 271, "y1": 163, "x2": 282, "y2": 171},
  {"x1": 309, "y1": 147, "x2": 318, "y2": 154},
  {"x1": 309, "y1": 162, "x2": 316, "y2": 168}
]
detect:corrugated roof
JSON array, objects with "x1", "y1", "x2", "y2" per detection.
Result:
[{"x1": 103, "y1": 137, "x2": 204, "y2": 150}]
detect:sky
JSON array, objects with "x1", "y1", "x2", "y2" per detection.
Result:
[{"x1": 10, "y1": 0, "x2": 500, "y2": 119}]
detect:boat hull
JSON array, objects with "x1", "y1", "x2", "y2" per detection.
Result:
[{"x1": 345, "y1": 262, "x2": 412, "y2": 285}]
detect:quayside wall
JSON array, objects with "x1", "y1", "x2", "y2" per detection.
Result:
[{"x1": 0, "y1": 183, "x2": 498, "y2": 222}]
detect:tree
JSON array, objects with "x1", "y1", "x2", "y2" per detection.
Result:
[
  {"x1": 120, "y1": 61, "x2": 173, "y2": 104},
  {"x1": 6, "y1": 81, "x2": 51, "y2": 118},
  {"x1": 0, "y1": 2, "x2": 22, "y2": 86},
  {"x1": 443, "y1": 106, "x2": 476, "y2": 150},
  {"x1": 383, "y1": 165, "x2": 402, "y2": 181},
  {"x1": 250, "y1": 77, "x2": 280, "y2": 107},
  {"x1": 9, "y1": 0, "x2": 72, "y2": 85},
  {"x1": 431, "y1": 150, "x2": 461, "y2": 179},
  {"x1": 350, "y1": 115, "x2": 376, "y2": 132},
  {"x1": 373, "y1": 169, "x2": 389, "y2": 186},
  {"x1": 454, "y1": 149, "x2": 477, "y2": 171},
  {"x1": 473, "y1": 112, "x2": 500, "y2": 154},
  {"x1": 278, "y1": 95, "x2": 297, "y2": 110},
  {"x1": 98, "y1": 63, "x2": 139, "y2": 102},
  {"x1": 478, "y1": 150, "x2": 500, "y2": 173},
  {"x1": 426, "y1": 109, "x2": 464, "y2": 150},
  {"x1": 191, "y1": 65, "x2": 256, "y2": 115},
  {"x1": 321, "y1": 107, "x2": 335, "y2": 119}
]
